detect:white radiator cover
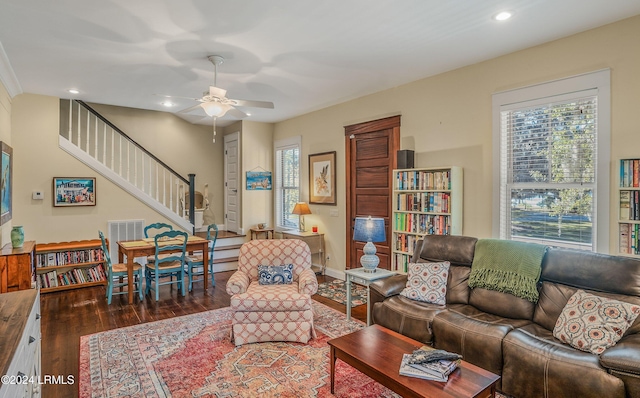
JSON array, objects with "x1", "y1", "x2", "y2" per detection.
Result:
[{"x1": 108, "y1": 219, "x2": 145, "y2": 261}]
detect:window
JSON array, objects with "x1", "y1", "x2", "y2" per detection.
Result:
[
  {"x1": 492, "y1": 70, "x2": 610, "y2": 252},
  {"x1": 274, "y1": 136, "x2": 301, "y2": 229}
]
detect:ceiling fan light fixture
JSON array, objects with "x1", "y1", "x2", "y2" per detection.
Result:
[
  {"x1": 200, "y1": 102, "x2": 231, "y2": 117},
  {"x1": 494, "y1": 11, "x2": 513, "y2": 21}
]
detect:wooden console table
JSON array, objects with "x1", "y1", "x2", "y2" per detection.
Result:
[
  {"x1": 281, "y1": 230, "x2": 326, "y2": 275},
  {"x1": 250, "y1": 228, "x2": 274, "y2": 240}
]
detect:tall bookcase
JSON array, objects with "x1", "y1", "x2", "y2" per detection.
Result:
[
  {"x1": 392, "y1": 167, "x2": 463, "y2": 272},
  {"x1": 35, "y1": 239, "x2": 107, "y2": 293},
  {"x1": 618, "y1": 158, "x2": 640, "y2": 256}
]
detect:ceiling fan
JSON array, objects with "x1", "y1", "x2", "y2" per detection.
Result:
[{"x1": 176, "y1": 55, "x2": 274, "y2": 142}]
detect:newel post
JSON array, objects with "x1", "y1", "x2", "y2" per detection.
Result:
[{"x1": 189, "y1": 173, "x2": 196, "y2": 234}]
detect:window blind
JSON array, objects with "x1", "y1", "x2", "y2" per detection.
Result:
[
  {"x1": 275, "y1": 143, "x2": 300, "y2": 228},
  {"x1": 499, "y1": 93, "x2": 598, "y2": 250}
]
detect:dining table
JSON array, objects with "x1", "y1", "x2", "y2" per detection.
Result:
[{"x1": 117, "y1": 235, "x2": 210, "y2": 304}]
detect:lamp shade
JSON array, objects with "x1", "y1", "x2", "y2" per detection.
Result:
[
  {"x1": 291, "y1": 202, "x2": 312, "y2": 215},
  {"x1": 353, "y1": 216, "x2": 386, "y2": 243},
  {"x1": 200, "y1": 102, "x2": 231, "y2": 117}
]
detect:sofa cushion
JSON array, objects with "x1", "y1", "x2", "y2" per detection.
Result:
[
  {"x1": 258, "y1": 264, "x2": 293, "y2": 285},
  {"x1": 541, "y1": 247, "x2": 640, "y2": 297},
  {"x1": 372, "y1": 295, "x2": 446, "y2": 344},
  {"x1": 411, "y1": 235, "x2": 478, "y2": 267},
  {"x1": 553, "y1": 290, "x2": 640, "y2": 354},
  {"x1": 400, "y1": 261, "x2": 450, "y2": 305},
  {"x1": 230, "y1": 282, "x2": 312, "y2": 312},
  {"x1": 432, "y1": 308, "x2": 515, "y2": 379},
  {"x1": 469, "y1": 287, "x2": 536, "y2": 320},
  {"x1": 502, "y1": 324, "x2": 625, "y2": 398}
]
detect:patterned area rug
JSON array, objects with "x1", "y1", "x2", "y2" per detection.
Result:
[
  {"x1": 79, "y1": 302, "x2": 400, "y2": 397},
  {"x1": 316, "y1": 280, "x2": 368, "y2": 307}
]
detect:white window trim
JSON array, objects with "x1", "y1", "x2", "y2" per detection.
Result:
[
  {"x1": 274, "y1": 135, "x2": 301, "y2": 232},
  {"x1": 492, "y1": 69, "x2": 610, "y2": 252}
]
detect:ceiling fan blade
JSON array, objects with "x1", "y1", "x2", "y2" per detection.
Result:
[
  {"x1": 226, "y1": 107, "x2": 248, "y2": 119},
  {"x1": 155, "y1": 93, "x2": 201, "y2": 101},
  {"x1": 177, "y1": 103, "x2": 204, "y2": 114},
  {"x1": 209, "y1": 86, "x2": 227, "y2": 99},
  {"x1": 230, "y1": 99, "x2": 274, "y2": 109}
]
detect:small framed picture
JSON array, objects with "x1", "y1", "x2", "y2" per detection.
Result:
[
  {"x1": 309, "y1": 151, "x2": 336, "y2": 205},
  {"x1": 246, "y1": 171, "x2": 272, "y2": 190},
  {"x1": 53, "y1": 177, "x2": 96, "y2": 207}
]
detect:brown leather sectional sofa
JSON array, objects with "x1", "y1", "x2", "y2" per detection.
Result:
[{"x1": 369, "y1": 235, "x2": 640, "y2": 398}]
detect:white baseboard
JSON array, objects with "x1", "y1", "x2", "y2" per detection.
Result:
[
  {"x1": 323, "y1": 267, "x2": 345, "y2": 281},
  {"x1": 213, "y1": 262, "x2": 238, "y2": 273}
]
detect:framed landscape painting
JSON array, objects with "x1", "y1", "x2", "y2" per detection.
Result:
[
  {"x1": 53, "y1": 177, "x2": 96, "y2": 207},
  {"x1": 309, "y1": 151, "x2": 336, "y2": 205},
  {"x1": 0, "y1": 142, "x2": 12, "y2": 225}
]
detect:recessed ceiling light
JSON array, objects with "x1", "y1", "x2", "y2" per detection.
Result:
[
  {"x1": 494, "y1": 11, "x2": 512, "y2": 21},
  {"x1": 245, "y1": 112, "x2": 251, "y2": 116},
  {"x1": 67, "y1": 89, "x2": 80, "y2": 94},
  {"x1": 161, "y1": 101, "x2": 174, "y2": 107}
]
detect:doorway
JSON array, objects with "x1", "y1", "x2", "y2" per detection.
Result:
[
  {"x1": 224, "y1": 132, "x2": 240, "y2": 233},
  {"x1": 345, "y1": 116, "x2": 400, "y2": 270}
]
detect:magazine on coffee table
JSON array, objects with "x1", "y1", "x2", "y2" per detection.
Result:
[
  {"x1": 409, "y1": 357, "x2": 459, "y2": 379},
  {"x1": 399, "y1": 354, "x2": 448, "y2": 382}
]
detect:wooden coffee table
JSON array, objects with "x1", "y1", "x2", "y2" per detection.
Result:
[{"x1": 327, "y1": 325, "x2": 500, "y2": 398}]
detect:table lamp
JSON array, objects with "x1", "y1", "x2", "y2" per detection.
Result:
[
  {"x1": 353, "y1": 216, "x2": 386, "y2": 273},
  {"x1": 292, "y1": 202, "x2": 312, "y2": 232}
]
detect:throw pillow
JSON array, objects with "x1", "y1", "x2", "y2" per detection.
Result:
[
  {"x1": 553, "y1": 289, "x2": 640, "y2": 355},
  {"x1": 399, "y1": 261, "x2": 450, "y2": 305},
  {"x1": 258, "y1": 264, "x2": 293, "y2": 285}
]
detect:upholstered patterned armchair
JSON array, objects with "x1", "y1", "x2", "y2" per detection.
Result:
[{"x1": 226, "y1": 239, "x2": 318, "y2": 345}]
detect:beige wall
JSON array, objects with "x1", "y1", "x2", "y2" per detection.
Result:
[
  {"x1": 10, "y1": 94, "x2": 221, "y2": 244},
  {"x1": 273, "y1": 15, "x2": 640, "y2": 273},
  {"x1": 0, "y1": 81, "x2": 12, "y2": 246},
  {"x1": 241, "y1": 121, "x2": 274, "y2": 233}
]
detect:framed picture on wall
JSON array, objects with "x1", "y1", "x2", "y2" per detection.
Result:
[
  {"x1": 0, "y1": 142, "x2": 12, "y2": 225},
  {"x1": 309, "y1": 151, "x2": 336, "y2": 205},
  {"x1": 246, "y1": 171, "x2": 272, "y2": 190},
  {"x1": 53, "y1": 177, "x2": 96, "y2": 207}
]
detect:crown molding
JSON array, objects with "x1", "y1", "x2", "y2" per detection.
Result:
[{"x1": 0, "y1": 40, "x2": 22, "y2": 98}]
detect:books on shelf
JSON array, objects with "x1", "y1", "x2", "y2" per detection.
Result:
[
  {"x1": 620, "y1": 223, "x2": 640, "y2": 255},
  {"x1": 620, "y1": 159, "x2": 640, "y2": 188},
  {"x1": 395, "y1": 170, "x2": 453, "y2": 191},
  {"x1": 37, "y1": 263, "x2": 107, "y2": 289},
  {"x1": 396, "y1": 192, "x2": 451, "y2": 213},
  {"x1": 36, "y1": 247, "x2": 105, "y2": 267}
]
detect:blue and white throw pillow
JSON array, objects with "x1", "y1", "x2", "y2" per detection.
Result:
[{"x1": 258, "y1": 264, "x2": 294, "y2": 285}]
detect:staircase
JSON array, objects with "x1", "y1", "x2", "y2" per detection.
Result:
[
  {"x1": 59, "y1": 99, "x2": 194, "y2": 231},
  {"x1": 197, "y1": 230, "x2": 245, "y2": 272}
]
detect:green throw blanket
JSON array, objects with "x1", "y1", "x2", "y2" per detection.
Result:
[{"x1": 468, "y1": 239, "x2": 547, "y2": 303}]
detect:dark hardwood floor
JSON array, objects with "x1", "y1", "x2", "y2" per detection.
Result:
[{"x1": 40, "y1": 271, "x2": 367, "y2": 398}]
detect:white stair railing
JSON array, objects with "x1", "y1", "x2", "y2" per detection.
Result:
[{"x1": 59, "y1": 99, "x2": 194, "y2": 231}]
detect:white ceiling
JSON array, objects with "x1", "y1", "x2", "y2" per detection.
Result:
[{"x1": 1, "y1": 1, "x2": 639, "y2": 127}]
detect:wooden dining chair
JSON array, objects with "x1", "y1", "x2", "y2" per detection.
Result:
[
  {"x1": 144, "y1": 222, "x2": 173, "y2": 264},
  {"x1": 145, "y1": 230, "x2": 188, "y2": 301},
  {"x1": 144, "y1": 222, "x2": 173, "y2": 238},
  {"x1": 185, "y1": 224, "x2": 218, "y2": 291},
  {"x1": 98, "y1": 230, "x2": 144, "y2": 304}
]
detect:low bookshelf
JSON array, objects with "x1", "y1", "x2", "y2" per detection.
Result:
[{"x1": 35, "y1": 239, "x2": 107, "y2": 293}]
